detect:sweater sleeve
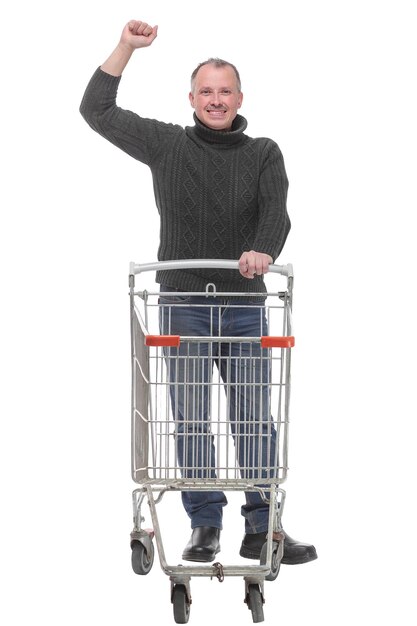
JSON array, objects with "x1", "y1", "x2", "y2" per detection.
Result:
[
  {"x1": 79, "y1": 67, "x2": 181, "y2": 166},
  {"x1": 252, "y1": 141, "x2": 290, "y2": 261}
]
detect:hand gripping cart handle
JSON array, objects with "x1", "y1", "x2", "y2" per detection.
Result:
[{"x1": 128, "y1": 259, "x2": 294, "y2": 624}]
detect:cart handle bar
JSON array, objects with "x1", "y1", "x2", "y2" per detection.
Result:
[
  {"x1": 145, "y1": 335, "x2": 295, "y2": 348},
  {"x1": 129, "y1": 259, "x2": 293, "y2": 278}
]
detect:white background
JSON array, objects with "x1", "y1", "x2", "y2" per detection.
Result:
[{"x1": 1, "y1": 1, "x2": 416, "y2": 624}]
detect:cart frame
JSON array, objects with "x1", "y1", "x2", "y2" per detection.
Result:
[{"x1": 128, "y1": 259, "x2": 294, "y2": 623}]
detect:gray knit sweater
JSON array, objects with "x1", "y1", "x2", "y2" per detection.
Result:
[{"x1": 80, "y1": 68, "x2": 290, "y2": 293}]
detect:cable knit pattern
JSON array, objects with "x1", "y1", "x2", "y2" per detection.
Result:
[{"x1": 80, "y1": 68, "x2": 290, "y2": 293}]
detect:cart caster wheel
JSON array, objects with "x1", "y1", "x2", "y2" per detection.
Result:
[
  {"x1": 131, "y1": 540, "x2": 154, "y2": 575},
  {"x1": 172, "y1": 584, "x2": 191, "y2": 624},
  {"x1": 246, "y1": 584, "x2": 264, "y2": 623},
  {"x1": 260, "y1": 541, "x2": 281, "y2": 581}
]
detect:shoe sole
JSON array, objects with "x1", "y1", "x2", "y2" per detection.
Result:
[
  {"x1": 281, "y1": 552, "x2": 318, "y2": 565},
  {"x1": 240, "y1": 546, "x2": 318, "y2": 565},
  {"x1": 182, "y1": 546, "x2": 220, "y2": 563}
]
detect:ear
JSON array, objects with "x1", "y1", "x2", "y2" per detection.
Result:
[
  {"x1": 237, "y1": 92, "x2": 244, "y2": 109},
  {"x1": 189, "y1": 92, "x2": 195, "y2": 108}
]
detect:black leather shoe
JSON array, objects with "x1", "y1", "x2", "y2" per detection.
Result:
[
  {"x1": 182, "y1": 526, "x2": 221, "y2": 562},
  {"x1": 281, "y1": 532, "x2": 317, "y2": 565},
  {"x1": 239, "y1": 530, "x2": 317, "y2": 565}
]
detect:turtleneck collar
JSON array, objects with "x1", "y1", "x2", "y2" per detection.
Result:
[{"x1": 187, "y1": 112, "x2": 248, "y2": 146}]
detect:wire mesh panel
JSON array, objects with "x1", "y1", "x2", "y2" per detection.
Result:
[{"x1": 131, "y1": 282, "x2": 293, "y2": 487}]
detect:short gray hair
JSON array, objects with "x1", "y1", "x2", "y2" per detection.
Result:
[{"x1": 190, "y1": 58, "x2": 242, "y2": 93}]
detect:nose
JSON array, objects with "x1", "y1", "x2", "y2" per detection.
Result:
[{"x1": 210, "y1": 91, "x2": 221, "y2": 106}]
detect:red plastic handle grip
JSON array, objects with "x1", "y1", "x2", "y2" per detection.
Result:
[
  {"x1": 145, "y1": 335, "x2": 181, "y2": 347},
  {"x1": 261, "y1": 336, "x2": 295, "y2": 348}
]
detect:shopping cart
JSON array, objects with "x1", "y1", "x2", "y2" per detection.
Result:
[{"x1": 128, "y1": 260, "x2": 294, "y2": 623}]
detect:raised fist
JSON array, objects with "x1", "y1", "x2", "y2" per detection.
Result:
[{"x1": 120, "y1": 20, "x2": 158, "y2": 50}]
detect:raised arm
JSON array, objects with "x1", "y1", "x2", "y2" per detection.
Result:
[
  {"x1": 101, "y1": 20, "x2": 158, "y2": 76},
  {"x1": 79, "y1": 19, "x2": 171, "y2": 165}
]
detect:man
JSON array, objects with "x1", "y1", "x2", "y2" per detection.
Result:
[{"x1": 80, "y1": 19, "x2": 317, "y2": 565}]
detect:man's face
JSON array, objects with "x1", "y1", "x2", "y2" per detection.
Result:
[{"x1": 189, "y1": 64, "x2": 243, "y2": 131}]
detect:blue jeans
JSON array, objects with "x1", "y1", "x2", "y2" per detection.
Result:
[{"x1": 159, "y1": 286, "x2": 277, "y2": 534}]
